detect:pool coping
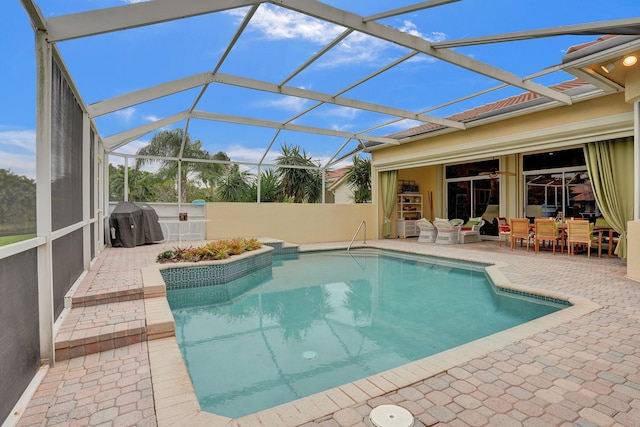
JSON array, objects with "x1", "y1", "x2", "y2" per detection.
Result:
[{"x1": 142, "y1": 243, "x2": 601, "y2": 426}]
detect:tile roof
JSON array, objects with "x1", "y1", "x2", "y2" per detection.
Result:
[{"x1": 389, "y1": 78, "x2": 591, "y2": 140}]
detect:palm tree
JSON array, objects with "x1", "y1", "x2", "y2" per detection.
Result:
[
  {"x1": 344, "y1": 154, "x2": 371, "y2": 203},
  {"x1": 275, "y1": 143, "x2": 322, "y2": 203},
  {"x1": 199, "y1": 151, "x2": 231, "y2": 200},
  {"x1": 248, "y1": 169, "x2": 282, "y2": 202},
  {"x1": 217, "y1": 165, "x2": 253, "y2": 202},
  {"x1": 135, "y1": 129, "x2": 210, "y2": 203}
]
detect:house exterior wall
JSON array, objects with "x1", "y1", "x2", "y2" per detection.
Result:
[
  {"x1": 371, "y1": 92, "x2": 638, "y2": 274},
  {"x1": 205, "y1": 203, "x2": 376, "y2": 243},
  {"x1": 332, "y1": 183, "x2": 354, "y2": 204}
]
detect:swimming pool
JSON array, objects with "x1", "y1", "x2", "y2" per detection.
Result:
[{"x1": 167, "y1": 249, "x2": 567, "y2": 418}]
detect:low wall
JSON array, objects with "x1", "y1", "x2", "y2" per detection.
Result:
[{"x1": 204, "y1": 203, "x2": 377, "y2": 244}]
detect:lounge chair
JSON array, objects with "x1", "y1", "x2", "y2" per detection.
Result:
[
  {"x1": 459, "y1": 218, "x2": 485, "y2": 244},
  {"x1": 416, "y1": 218, "x2": 437, "y2": 243},
  {"x1": 434, "y1": 218, "x2": 463, "y2": 244}
]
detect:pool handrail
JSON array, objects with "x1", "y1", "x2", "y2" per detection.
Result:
[{"x1": 347, "y1": 220, "x2": 367, "y2": 252}]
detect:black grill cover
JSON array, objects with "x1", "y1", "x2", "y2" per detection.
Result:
[{"x1": 109, "y1": 202, "x2": 163, "y2": 247}]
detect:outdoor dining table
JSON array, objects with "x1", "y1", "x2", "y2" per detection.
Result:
[{"x1": 553, "y1": 222, "x2": 614, "y2": 258}]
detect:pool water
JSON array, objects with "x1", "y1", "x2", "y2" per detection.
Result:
[{"x1": 167, "y1": 249, "x2": 566, "y2": 418}]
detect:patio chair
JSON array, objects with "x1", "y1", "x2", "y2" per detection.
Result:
[
  {"x1": 459, "y1": 218, "x2": 485, "y2": 244},
  {"x1": 509, "y1": 218, "x2": 531, "y2": 251},
  {"x1": 416, "y1": 218, "x2": 437, "y2": 243},
  {"x1": 434, "y1": 218, "x2": 462, "y2": 244},
  {"x1": 566, "y1": 219, "x2": 596, "y2": 258},
  {"x1": 595, "y1": 217, "x2": 619, "y2": 258},
  {"x1": 533, "y1": 218, "x2": 560, "y2": 254},
  {"x1": 497, "y1": 217, "x2": 511, "y2": 247}
]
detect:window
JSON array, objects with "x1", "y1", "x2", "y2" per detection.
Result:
[{"x1": 523, "y1": 149, "x2": 597, "y2": 221}]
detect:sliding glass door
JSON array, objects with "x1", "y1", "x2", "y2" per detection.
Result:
[{"x1": 445, "y1": 159, "x2": 500, "y2": 235}]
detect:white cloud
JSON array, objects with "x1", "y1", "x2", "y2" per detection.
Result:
[
  {"x1": 398, "y1": 21, "x2": 446, "y2": 43},
  {"x1": 143, "y1": 114, "x2": 160, "y2": 122},
  {"x1": 322, "y1": 32, "x2": 389, "y2": 67},
  {"x1": 237, "y1": 4, "x2": 345, "y2": 44},
  {"x1": 377, "y1": 118, "x2": 423, "y2": 132},
  {"x1": 114, "y1": 107, "x2": 136, "y2": 121},
  {"x1": 111, "y1": 138, "x2": 149, "y2": 156},
  {"x1": 226, "y1": 4, "x2": 344, "y2": 44},
  {"x1": 0, "y1": 150, "x2": 36, "y2": 178},
  {"x1": 226, "y1": 144, "x2": 278, "y2": 164},
  {"x1": 260, "y1": 95, "x2": 309, "y2": 112},
  {"x1": 0, "y1": 129, "x2": 36, "y2": 153}
]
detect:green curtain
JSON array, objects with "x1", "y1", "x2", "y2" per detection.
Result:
[
  {"x1": 381, "y1": 170, "x2": 398, "y2": 237},
  {"x1": 583, "y1": 137, "x2": 634, "y2": 259}
]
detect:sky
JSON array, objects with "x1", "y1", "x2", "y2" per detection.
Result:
[{"x1": 2, "y1": 0, "x2": 638, "y2": 179}]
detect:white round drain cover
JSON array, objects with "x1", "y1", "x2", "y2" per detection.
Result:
[
  {"x1": 302, "y1": 350, "x2": 317, "y2": 360},
  {"x1": 369, "y1": 404, "x2": 414, "y2": 427}
]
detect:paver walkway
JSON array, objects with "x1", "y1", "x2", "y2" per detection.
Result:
[{"x1": 12, "y1": 238, "x2": 640, "y2": 427}]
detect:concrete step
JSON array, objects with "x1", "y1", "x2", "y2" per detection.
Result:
[
  {"x1": 54, "y1": 299, "x2": 147, "y2": 361},
  {"x1": 70, "y1": 288, "x2": 143, "y2": 307}
]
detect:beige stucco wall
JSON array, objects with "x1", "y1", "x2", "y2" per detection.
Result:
[
  {"x1": 397, "y1": 166, "x2": 439, "y2": 219},
  {"x1": 625, "y1": 71, "x2": 640, "y2": 103},
  {"x1": 204, "y1": 202, "x2": 376, "y2": 244},
  {"x1": 627, "y1": 221, "x2": 640, "y2": 281}
]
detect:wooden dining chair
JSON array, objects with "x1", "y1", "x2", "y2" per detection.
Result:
[
  {"x1": 533, "y1": 218, "x2": 559, "y2": 254},
  {"x1": 509, "y1": 218, "x2": 531, "y2": 251},
  {"x1": 595, "y1": 217, "x2": 619, "y2": 258},
  {"x1": 566, "y1": 219, "x2": 596, "y2": 258}
]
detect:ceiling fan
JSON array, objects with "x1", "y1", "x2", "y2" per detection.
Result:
[{"x1": 479, "y1": 168, "x2": 516, "y2": 179}]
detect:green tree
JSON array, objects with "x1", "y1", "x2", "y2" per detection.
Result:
[
  {"x1": 344, "y1": 154, "x2": 371, "y2": 203},
  {"x1": 275, "y1": 143, "x2": 322, "y2": 203},
  {"x1": 0, "y1": 169, "x2": 36, "y2": 236},
  {"x1": 109, "y1": 164, "x2": 163, "y2": 202},
  {"x1": 135, "y1": 129, "x2": 211, "y2": 203},
  {"x1": 217, "y1": 165, "x2": 253, "y2": 202}
]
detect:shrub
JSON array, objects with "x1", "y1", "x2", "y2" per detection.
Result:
[{"x1": 156, "y1": 238, "x2": 262, "y2": 263}]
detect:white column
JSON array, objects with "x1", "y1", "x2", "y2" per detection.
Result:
[
  {"x1": 635, "y1": 99, "x2": 640, "y2": 220},
  {"x1": 123, "y1": 156, "x2": 129, "y2": 202},
  {"x1": 82, "y1": 114, "x2": 91, "y2": 269},
  {"x1": 35, "y1": 29, "x2": 55, "y2": 365}
]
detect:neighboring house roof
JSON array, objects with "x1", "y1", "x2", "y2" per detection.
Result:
[
  {"x1": 565, "y1": 35, "x2": 618, "y2": 55},
  {"x1": 326, "y1": 167, "x2": 350, "y2": 192},
  {"x1": 388, "y1": 78, "x2": 592, "y2": 140}
]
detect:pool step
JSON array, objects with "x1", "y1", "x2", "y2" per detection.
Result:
[
  {"x1": 258, "y1": 237, "x2": 299, "y2": 255},
  {"x1": 54, "y1": 299, "x2": 148, "y2": 361}
]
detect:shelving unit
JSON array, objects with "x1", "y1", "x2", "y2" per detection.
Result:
[{"x1": 396, "y1": 193, "x2": 423, "y2": 238}]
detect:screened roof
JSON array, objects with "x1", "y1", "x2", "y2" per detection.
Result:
[{"x1": 21, "y1": 0, "x2": 640, "y2": 170}]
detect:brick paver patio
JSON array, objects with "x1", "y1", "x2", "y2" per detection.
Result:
[{"x1": 11, "y1": 238, "x2": 640, "y2": 427}]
